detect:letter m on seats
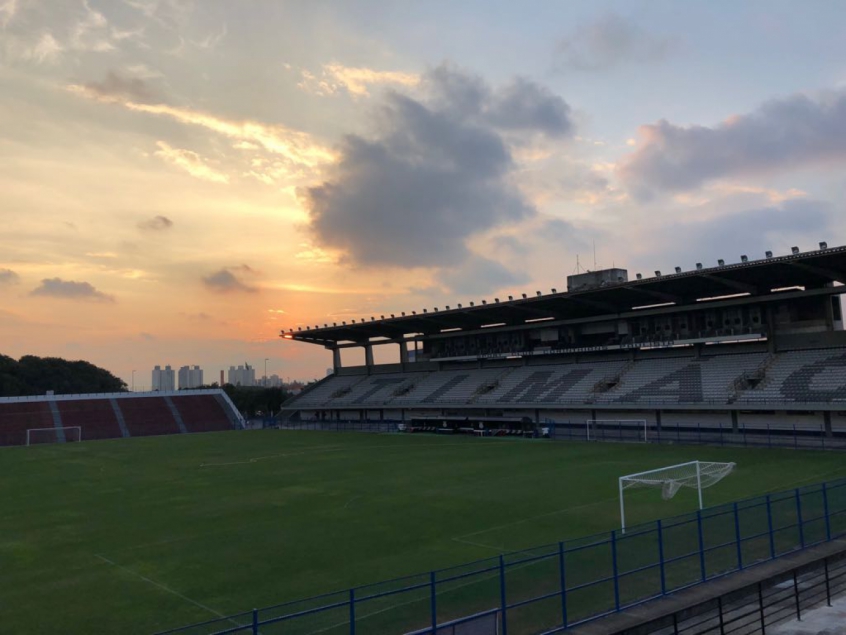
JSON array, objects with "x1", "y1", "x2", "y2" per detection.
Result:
[{"x1": 498, "y1": 369, "x2": 593, "y2": 403}]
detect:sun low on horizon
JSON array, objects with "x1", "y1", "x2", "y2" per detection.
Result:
[{"x1": 2, "y1": 0, "x2": 846, "y2": 386}]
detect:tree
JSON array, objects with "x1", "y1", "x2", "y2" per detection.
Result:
[{"x1": 0, "y1": 354, "x2": 126, "y2": 397}]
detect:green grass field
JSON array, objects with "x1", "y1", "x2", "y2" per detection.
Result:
[{"x1": 3, "y1": 430, "x2": 846, "y2": 635}]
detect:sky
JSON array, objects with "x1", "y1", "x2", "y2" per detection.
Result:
[{"x1": 2, "y1": 0, "x2": 846, "y2": 388}]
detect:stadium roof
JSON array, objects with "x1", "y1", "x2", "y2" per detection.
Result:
[{"x1": 282, "y1": 244, "x2": 846, "y2": 346}]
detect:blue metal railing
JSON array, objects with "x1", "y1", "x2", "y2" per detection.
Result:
[{"x1": 155, "y1": 477, "x2": 846, "y2": 635}]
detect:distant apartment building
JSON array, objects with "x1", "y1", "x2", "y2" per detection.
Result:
[
  {"x1": 228, "y1": 364, "x2": 255, "y2": 387},
  {"x1": 261, "y1": 374, "x2": 283, "y2": 388},
  {"x1": 178, "y1": 365, "x2": 203, "y2": 389},
  {"x1": 151, "y1": 365, "x2": 175, "y2": 391}
]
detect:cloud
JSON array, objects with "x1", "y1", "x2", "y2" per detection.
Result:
[
  {"x1": 302, "y1": 64, "x2": 574, "y2": 268},
  {"x1": 31, "y1": 278, "x2": 115, "y2": 302},
  {"x1": 0, "y1": 268, "x2": 20, "y2": 285},
  {"x1": 67, "y1": 83, "x2": 335, "y2": 169},
  {"x1": 137, "y1": 214, "x2": 174, "y2": 231},
  {"x1": 83, "y1": 71, "x2": 158, "y2": 103},
  {"x1": 554, "y1": 14, "x2": 675, "y2": 72},
  {"x1": 70, "y1": 1, "x2": 115, "y2": 52},
  {"x1": 154, "y1": 141, "x2": 229, "y2": 183},
  {"x1": 436, "y1": 254, "x2": 528, "y2": 295},
  {"x1": 297, "y1": 63, "x2": 420, "y2": 98},
  {"x1": 620, "y1": 89, "x2": 846, "y2": 196},
  {"x1": 0, "y1": 0, "x2": 17, "y2": 29},
  {"x1": 202, "y1": 268, "x2": 257, "y2": 294}
]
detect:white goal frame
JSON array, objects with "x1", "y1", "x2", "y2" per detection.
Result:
[
  {"x1": 586, "y1": 419, "x2": 647, "y2": 442},
  {"x1": 26, "y1": 426, "x2": 82, "y2": 446},
  {"x1": 618, "y1": 460, "x2": 735, "y2": 532}
]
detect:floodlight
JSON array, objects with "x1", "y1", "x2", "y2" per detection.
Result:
[
  {"x1": 791, "y1": 246, "x2": 800, "y2": 255},
  {"x1": 333, "y1": 322, "x2": 337, "y2": 326},
  {"x1": 765, "y1": 251, "x2": 773, "y2": 258},
  {"x1": 508, "y1": 295, "x2": 513, "y2": 300},
  {"x1": 495, "y1": 298, "x2": 500, "y2": 303},
  {"x1": 445, "y1": 306, "x2": 449, "y2": 311},
  {"x1": 636, "y1": 273, "x2": 642, "y2": 280},
  {"x1": 401, "y1": 312, "x2": 405, "y2": 316},
  {"x1": 551, "y1": 288, "x2": 557, "y2": 293},
  {"x1": 342, "y1": 322, "x2": 346, "y2": 325},
  {"x1": 412, "y1": 311, "x2": 416, "y2": 315},
  {"x1": 423, "y1": 309, "x2": 427, "y2": 313},
  {"x1": 696, "y1": 263, "x2": 703, "y2": 270},
  {"x1": 391, "y1": 313, "x2": 395, "y2": 318},
  {"x1": 655, "y1": 271, "x2": 661, "y2": 277},
  {"x1": 381, "y1": 315, "x2": 385, "y2": 319},
  {"x1": 820, "y1": 242, "x2": 828, "y2": 250},
  {"x1": 298, "y1": 327, "x2": 302, "y2": 330},
  {"x1": 482, "y1": 300, "x2": 487, "y2": 304},
  {"x1": 536, "y1": 291, "x2": 542, "y2": 296},
  {"x1": 741, "y1": 255, "x2": 748, "y2": 263},
  {"x1": 457, "y1": 304, "x2": 462, "y2": 308},
  {"x1": 522, "y1": 293, "x2": 527, "y2": 299},
  {"x1": 434, "y1": 307, "x2": 438, "y2": 312},
  {"x1": 469, "y1": 302, "x2": 474, "y2": 306},
  {"x1": 718, "y1": 259, "x2": 725, "y2": 266},
  {"x1": 674, "y1": 267, "x2": 681, "y2": 274}
]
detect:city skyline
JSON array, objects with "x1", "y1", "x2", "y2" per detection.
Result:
[{"x1": 2, "y1": 1, "x2": 846, "y2": 384}]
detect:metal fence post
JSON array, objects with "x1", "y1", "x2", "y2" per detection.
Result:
[
  {"x1": 766, "y1": 494, "x2": 776, "y2": 559},
  {"x1": 795, "y1": 489, "x2": 805, "y2": 548},
  {"x1": 733, "y1": 502, "x2": 743, "y2": 570},
  {"x1": 558, "y1": 541, "x2": 568, "y2": 627},
  {"x1": 697, "y1": 510, "x2": 706, "y2": 581},
  {"x1": 793, "y1": 424, "x2": 798, "y2": 449},
  {"x1": 499, "y1": 555, "x2": 508, "y2": 635},
  {"x1": 657, "y1": 520, "x2": 667, "y2": 595},
  {"x1": 822, "y1": 482, "x2": 831, "y2": 542},
  {"x1": 793, "y1": 570, "x2": 801, "y2": 621},
  {"x1": 349, "y1": 588, "x2": 356, "y2": 635},
  {"x1": 611, "y1": 530, "x2": 621, "y2": 610},
  {"x1": 717, "y1": 596, "x2": 726, "y2": 635},
  {"x1": 430, "y1": 571, "x2": 437, "y2": 634},
  {"x1": 252, "y1": 609, "x2": 259, "y2": 635},
  {"x1": 758, "y1": 582, "x2": 766, "y2": 634},
  {"x1": 825, "y1": 557, "x2": 832, "y2": 607}
]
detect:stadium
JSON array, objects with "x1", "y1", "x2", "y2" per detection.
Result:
[{"x1": 5, "y1": 244, "x2": 846, "y2": 634}]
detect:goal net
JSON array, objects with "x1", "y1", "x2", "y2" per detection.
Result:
[
  {"x1": 586, "y1": 419, "x2": 647, "y2": 442},
  {"x1": 26, "y1": 426, "x2": 82, "y2": 446},
  {"x1": 618, "y1": 460, "x2": 735, "y2": 531}
]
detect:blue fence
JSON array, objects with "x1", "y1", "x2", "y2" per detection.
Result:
[{"x1": 157, "y1": 477, "x2": 846, "y2": 635}]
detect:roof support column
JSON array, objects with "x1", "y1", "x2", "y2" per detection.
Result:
[
  {"x1": 364, "y1": 343, "x2": 374, "y2": 368},
  {"x1": 332, "y1": 347, "x2": 342, "y2": 372},
  {"x1": 399, "y1": 340, "x2": 409, "y2": 365}
]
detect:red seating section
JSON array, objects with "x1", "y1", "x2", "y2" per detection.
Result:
[
  {"x1": 0, "y1": 402, "x2": 54, "y2": 446},
  {"x1": 117, "y1": 397, "x2": 180, "y2": 437},
  {"x1": 56, "y1": 399, "x2": 123, "y2": 441},
  {"x1": 170, "y1": 395, "x2": 232, "y2": 433}
]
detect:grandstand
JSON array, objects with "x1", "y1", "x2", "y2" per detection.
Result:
[
  {"x1": 281, "y1": 243, "x2": 846, "y2": 443},
  {"x1": 0, "y1": 389, "x2": 242, "y2": 446}
]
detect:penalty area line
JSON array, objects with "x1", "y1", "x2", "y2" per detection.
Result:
[{"x1": 94, "y1": 554, "x2": 240, "y2": 626}]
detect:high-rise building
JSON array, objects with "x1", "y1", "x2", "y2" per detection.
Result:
[
  {"x1": 227, "y1": 364, "x2": 256, "y2": 386},
  {"x1": 178, "y1": 365, "x2": 203, "y2": 389},
  {"x1": 151, "y1": 365, "x2": 175, "y2": 391}
]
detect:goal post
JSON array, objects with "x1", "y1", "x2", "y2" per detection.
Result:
[
  {"x1": 586, "y1": 419, "x2": 647, "y2": 442},
  {"x1": 26, "y1": 426, "x2": 82, "y2": 446},
  {"x1": 618, "y1": 460, "x2": 736, "y2": 532}
]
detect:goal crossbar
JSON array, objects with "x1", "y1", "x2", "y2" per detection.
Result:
[
  {"x1": 618, "y1": 460, "x2": 735, "y2": 532},
  {"x1": 26, "y1": 426, "x2": 82, "y2": 446}
]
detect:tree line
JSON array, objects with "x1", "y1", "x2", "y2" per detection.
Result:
[{"x1": 0, "y1": 354, "x2": 127, "y2": 397}]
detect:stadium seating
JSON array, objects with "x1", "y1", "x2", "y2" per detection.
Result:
[
  {"x1": 169, "y1": 394, "x2": 234, "y2": 433},
  {"x1": 56, "y1": 398, "x2": 125, "y2": 440},
  {"x1": 0, "y1": 401, "x2": 55, "y2": 446},
  {"x1": 736, "y1": 348, "x2": 846, "y2": 404},
  {"x1": 116, "y1": 396, "x2": 181, "y2": 437}
]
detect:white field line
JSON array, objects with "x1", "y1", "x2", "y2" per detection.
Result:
[
  {"x1": 94, "y1": 554, "x2": 242, "y2": 627},
  {"x1": 342, "y1": 495, "x2": 361, "y2": 510}
]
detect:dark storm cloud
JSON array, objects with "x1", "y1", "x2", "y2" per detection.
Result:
[
  {"x1": 303, "y1": 65, "x2": 575, "y2": 268},
  {"x1": 83, "y1": 70, "x2": 158, "y2": 103},
  {"x1": 554, "y1": 14, "x2": 675, "y2": 72},
  {"x1": 31, "y1": 278, "x2": 115, "y2": 302},
  {"x1": 620, "y1": 90, "x2": 846, "y2": 196},
  {"x1": 202, "y1": 268, "x2": 257, "y2": 293},
  {"x1": 0, "y1": 269, "x2": 20, "y2": 285},
  {"x1": 137, "y1": 215, "x2": 174, "y2": 231}
]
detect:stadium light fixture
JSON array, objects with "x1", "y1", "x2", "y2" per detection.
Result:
[
  {"x1": 508, "y1": 295, "x2": 513, "y2": 300},
  {"x1": 791, "y1": 246, "x2": 800, "y2": 255},
  {"x1": 674, "y1": 267, "x2": 681, "y2": 274},
  {"x1": 283, "y1": 333, "x2": 293, "y2": 339},
  {"x1": 495, "y1": 298, "x2": 500, "y2": 303},
  {"x1": 820, "y1": 241, "x2": 828, "y2": 250},
  {"x1": 536, "y1": 291, "x2": 542, "y2": 296},
  {"x1": 412, "y1": 311, "x2": 416, "y2": 315},
  {"x1": 654, "y1": 271, "x2": 661, "y2": 277},
  {"x1": 522, "y1": 293, "x2": 527, "y2": 299},
  {"x1": 469, "y1": 302, "x2": 474, "y2": 306},
  {"x1": 381, "y1": 315, "x2": 385, "y2": 319},
  {"x1": 741, "y1": 255, "x2": 748, "y2": 263},
  {"x1": 370, "y1": 317, "x2": 375, "y2": 321},
  {"x1": 341, "y1": 322, "x2": 346, "y2": 325},
  {"x1": 457, "y1": 304, "x2": 462, "y2": 308},
  {"x1": 298, "y1": 327, "x2": 302, "y2": 330},
  {"x1": 696, "y1": 263, "x2": 703, "y2": 270},
  {"x1": 333, "y1": 322, "x2": 337, "y2": 326},
  {"x1": 766, "y1": 251, "x2": 773, "y2": 258},
  {"x1": 445, "y1": 306, "x2": 450, "y2": 310},
  {"x1": 391, "y1": 314, "x2": 395, "y2": 318},
  {"x1": 434, "y1": 307, "x2": 438, "y2": 311},
  {"x1": 401, "y1": 312, "x2": 405, "y2": 316},
  {"x1": 423, "y1": 309, "x2": 427, "y2": 313},
  {"x1": 482, "y1": 300, "x2": 487, "y2": 304},
  {"x1": 718, "y1": 259, "x2": 725, "y2": 266},
  {"x1": 551, "y1": 288, "x2": 557, "y2": 293},
  {"x1": 636, "y1": 273, "x2": 642, "y2": 280}
]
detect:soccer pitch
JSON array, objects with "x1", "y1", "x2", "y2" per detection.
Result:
[{"x1": 3, "y1": 430, "x2": 846, "y2": 635}]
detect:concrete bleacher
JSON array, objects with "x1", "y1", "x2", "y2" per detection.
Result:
[
  {"x1": 291, "y1": 374, "x2": 368, "y2": 407},
  {"x1": 736, "y1": 348, "x2": 846, "y2": 404},
  {"x1": 0, "y1": 389, "x2": 241, "y2": 447}
]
